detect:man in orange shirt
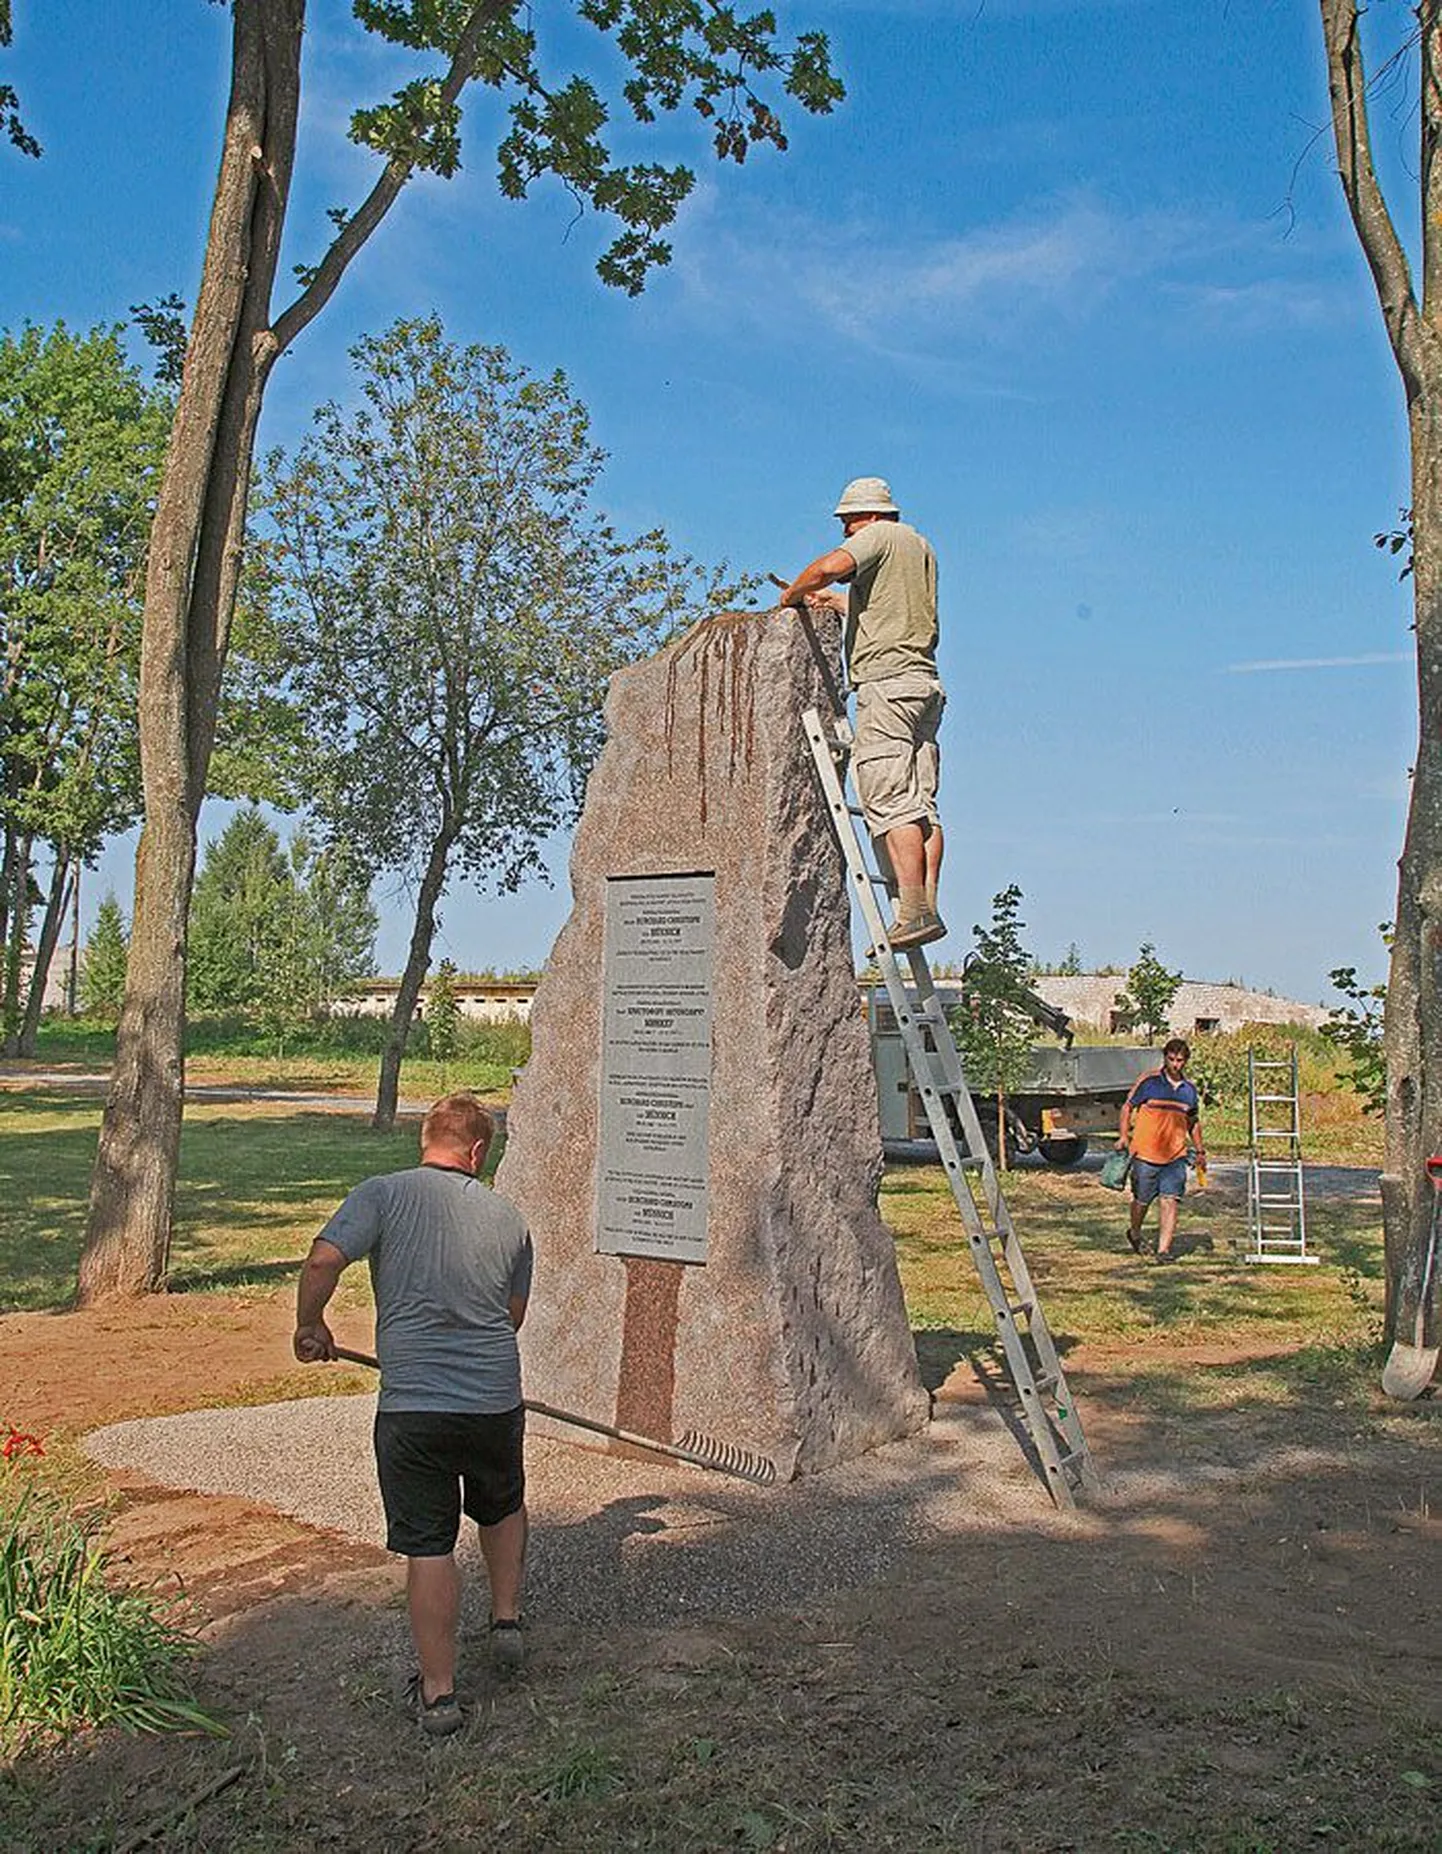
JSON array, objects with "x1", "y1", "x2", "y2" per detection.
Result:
[{"x1": 1117, "y1": 1038, "x2": 1206, "y2": 1262}]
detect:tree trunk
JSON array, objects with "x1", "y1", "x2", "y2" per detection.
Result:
[
  {"x1": 17, "y1": 853, "x2": 71, "y2": 1057},
  {"x1": 0, "y1": 803, "x2": 17, "y2": 970},
  {"x1": 1, "y1": 827, "x2": 32, "y2": 1055},
  {"x1": 1381, "y1": 391, "x2": 1442, "y2": 1346},
  {"x1": 76, "y1": 0, "x2": 303, "y2": 1304},
  {"x1": 373, "y1": 827, "x2": 457, "y2": 1133},
  {"x1": 1320, "y1": 0, "x2": 1442, "y2": 1362}
]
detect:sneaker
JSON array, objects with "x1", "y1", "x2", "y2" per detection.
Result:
[
  {"x1": 489, "y1": 1617, "x2": 525, "y2": 1671},
  {"x1": 888, "y1": 909, "x2": 947, "y2": 951},
  {"x1": 405, "y1": 1672, "x2": 463, "y2": 1737}
]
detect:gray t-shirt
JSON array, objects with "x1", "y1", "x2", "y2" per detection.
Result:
[
  {"x1": 843, "y1": 517, "x2": 939, "y2": 686},
  {"x1": 319, "y1": 1164, "x2": 534, "y2": 1414}
]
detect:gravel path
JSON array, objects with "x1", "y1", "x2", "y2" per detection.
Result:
[
  {"x1": 86, "y1": 1396, "x2": 1047, "y2": 1624},
  {"x1": 83, "y1": 1389, "x2": 1357, "y2": 1630}
]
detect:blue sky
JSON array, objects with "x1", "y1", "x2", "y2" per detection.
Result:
[{"x1": 2, "y1": 1, "x2": 1419, "y2": 1004}]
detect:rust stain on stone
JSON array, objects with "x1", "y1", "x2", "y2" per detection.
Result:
[
  {"x1": 615, "y1": 1256, "x2": 684, "y2": 1440},
  {"x1": 663, "y1": 612, "x2": 760, "y2": 826}
]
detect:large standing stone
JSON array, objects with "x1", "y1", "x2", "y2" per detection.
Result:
[{"x1": 497, "y1": 608, "x2": 928, "y2": 1479}]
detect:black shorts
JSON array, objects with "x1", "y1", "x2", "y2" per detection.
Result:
[{"x1": 373, "y1": 1407, "x2": 526, "y2": 1557}]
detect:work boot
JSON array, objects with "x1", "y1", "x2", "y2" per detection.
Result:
[{"x1": 888, "y1": 908, "x2": 947, "y2": 950}]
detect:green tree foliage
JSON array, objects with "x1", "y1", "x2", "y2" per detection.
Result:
[
  {"x1": 425, "y1": 959, "x2": 462, "y2": 1077},
  {"x1": 953, "y1": 883, "x2": 1036, "y2": 1169},
  {"x1": 0, "y1": 321, "x2": 169, "y2": 1055},
  {"x1": 129, "y1": 295, "x2": 189, "y2": 391},
  {"x1": 188, "y1": 809, "x2": 376, "y2": 1036},
  {"x1": 1113, "y1": 941, "x2": 1182, "y2": 1044},
  {"x1": 188, "y1": 809, "x2": 290, "y2": 1015},
  {"x1": 81, "y1": 0, "x2": 841, "y2": 1299},
  {"x1": 261, "y1": 316, "x2": 743, "y2": 1129},
  {"x1": 0, "y1": 1, "x2": 39, "y2": 159},
  {"x1": 1323, "y1": 927, "x2": 1391, "y2": 1117},
  {"x1": 79, "y1": 894, "x2": 130, "y2": 1024}
]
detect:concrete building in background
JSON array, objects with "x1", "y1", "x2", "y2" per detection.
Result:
[
  {"x1": 336, "y1": 976, "x2": 536, "y2": 1024},
  {"x1": 335, "y1": 971, "x2": 1328, "y2": 1037},
  {"x1": 1022, "y1": 975, "x2": 1329, "y2": 1037}
]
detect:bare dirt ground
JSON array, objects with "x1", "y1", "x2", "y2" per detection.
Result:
[{"x1": 3, "y1": 1288, "x2": 1441, "y2": 1853}]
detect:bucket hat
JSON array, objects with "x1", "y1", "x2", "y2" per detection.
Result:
[{"x1": 834, "y1": 475, "x2": 899, "y2": 517}]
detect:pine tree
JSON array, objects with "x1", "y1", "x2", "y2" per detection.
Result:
[{"x1": 79, "y1": 894, "x2": 129, "y2": 1023}]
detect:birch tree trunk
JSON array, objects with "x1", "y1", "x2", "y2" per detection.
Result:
[
  {"x1": 0, "y1": 825, "x2": 30, "y2": 1054},
  {"x1": 1320, "y1": 1, "x2": 1442, "y2": 1363},
  {"x1": 373, "y1": 826, "x2": 459, "y2": 1134},
  {"x1": 17, "y1": 855, "x2": 71, "y2": 1057}
]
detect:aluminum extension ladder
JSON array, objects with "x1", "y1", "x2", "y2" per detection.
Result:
[
  {"x1": 1246, "y1": 1045, "x2": 1316, "y2": 1264},
  {"x1": 802, "y1": 705, "x2": 1098, "y2": 1510}
]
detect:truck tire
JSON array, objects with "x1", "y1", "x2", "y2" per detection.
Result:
[{"x1": 1039, "y1": 1133, "x2": 1089, "y2": 1168}]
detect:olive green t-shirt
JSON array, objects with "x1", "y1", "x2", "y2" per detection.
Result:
[{"x1": 843, "y1": 517, "x2": 939, "y2": 686}]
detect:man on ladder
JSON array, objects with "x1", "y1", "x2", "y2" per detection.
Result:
[
  {"x1": 775, "y1": 475, "x2": 948, "y2": 951},
  {"x1": 783, "y1": 479, "x2": 1096, "y2": 1506}
]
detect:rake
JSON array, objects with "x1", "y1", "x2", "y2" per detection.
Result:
[{"x1": 329, "y1": 1345, "x2": 777, "y2": 1486}]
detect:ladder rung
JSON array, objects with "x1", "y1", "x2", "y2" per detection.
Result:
[{"x1": 802, "y1": 701, "x2": 1088, "y2": 1512}]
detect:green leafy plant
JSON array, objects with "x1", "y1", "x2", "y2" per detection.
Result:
[
  {"x1": 952, "y1": 884, "x2": 1036, "y2": 1169},
  {"x1": 1323, "y1": 930, "x2": 1390, "y2": 1116},
  {"x1": 424, "y1": 959, "x2": 462, "y2": 1079},
  {"x1": 0, "y1": 1485, "x2": 223, "y2": 1755}
]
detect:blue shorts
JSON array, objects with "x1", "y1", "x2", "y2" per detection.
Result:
[{"x1": 1131, "y1": 1157, "x2": 1187, "y2": 1205}]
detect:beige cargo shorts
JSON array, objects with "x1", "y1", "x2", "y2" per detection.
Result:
[{"x1": 852, "y1": 670, "x2": 945, "y2": 837}]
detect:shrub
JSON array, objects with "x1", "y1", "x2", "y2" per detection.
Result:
[
  {"x1": 1186, "y1": 1023, "x2": 1340, "y2": 1109},
  {"x1": 0, "y1": 1485, "x2": 222, "y2": 1756}
]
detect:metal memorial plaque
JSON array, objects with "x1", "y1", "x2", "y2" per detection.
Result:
[{"x1": 597, "y1": 873, "x2": 716, "y2": 1263}]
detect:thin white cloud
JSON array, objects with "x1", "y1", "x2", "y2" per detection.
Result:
[
  {"x1": 671, "y1": 189, "x2": 1338, "y2": 359},
  {"x1": 1226, "y1": 653, "x2": 1412, "y2": 673}
]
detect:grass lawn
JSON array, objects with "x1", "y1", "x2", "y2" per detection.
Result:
[
  {"x1": 25, "y1": 1018, "x2": 521, "y2": 1101},
  {"x1": 1, "y1": 1091, "x2": 1384, "y2": 1354},
  {"x1": 0, "y1": 1091, "x2": 515, "y2": 1313}
]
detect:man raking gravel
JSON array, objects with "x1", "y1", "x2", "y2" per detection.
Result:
[{"x1": 294, "y1": 1092, "x2": 533, "y2": 1738}]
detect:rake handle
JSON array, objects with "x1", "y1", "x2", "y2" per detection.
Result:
[{"x1": 327, "y1": 1346, "x2": 766, "y2": 1483}]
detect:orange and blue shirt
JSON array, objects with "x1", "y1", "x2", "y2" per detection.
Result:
[{"x1": 1125, "y1": 1070, "x2": 1199, "y2": 1165}]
